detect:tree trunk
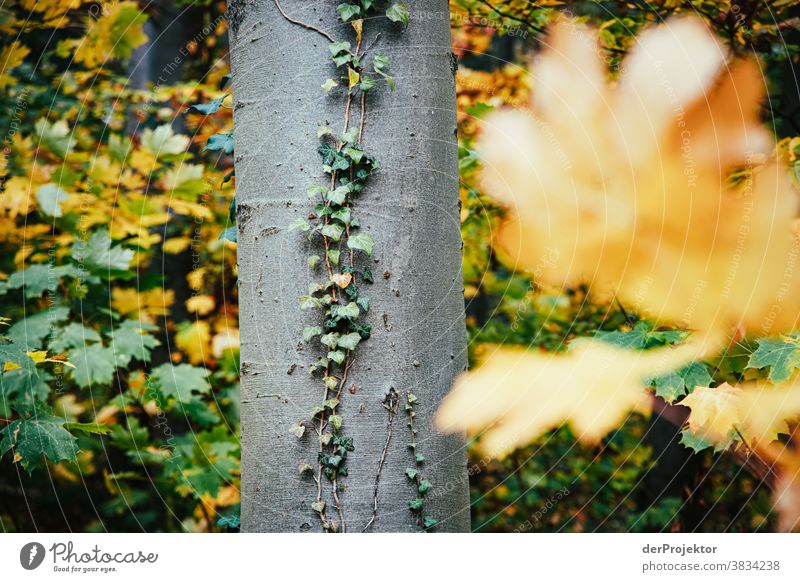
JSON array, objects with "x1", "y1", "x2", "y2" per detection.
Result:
[{"x1": 229, "y1": 0, "x2": 470, "y2": 532}]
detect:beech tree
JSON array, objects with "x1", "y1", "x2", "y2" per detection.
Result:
[{"x1": 229, "y1": 0, "x2": 470, "y2": 532}]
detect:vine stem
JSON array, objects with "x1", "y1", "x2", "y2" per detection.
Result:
[
  {"x1": 272, "y1": 0, "x2": 335, "y2": 42},
  {"x1": 363, "y1": 388, "x2": 399, "y2": 531}
]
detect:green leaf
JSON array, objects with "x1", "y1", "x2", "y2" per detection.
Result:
[
  {"x1": 311, "y1": 500, "x2": 326, "y2": 513},
  {"x1": 679, "y1": 428, "x2": 714, "y2": 453},
  {"x1": 0, "y1": 414, "x2": 78, "y2": 471},
  {"x1": 386, "y1": 2, "x2": 409, "y2": 25},
  {"x1": 347, "y1": 233, "x2": 374, "y2": 256},
  {"x1": 650, "y1": 361, "x2": 713, "y2": 403},
  {"x1": 408, "y1": 498, "x2": 424, "y2": 511},
  {"x1": 329, "y1": 41, "x2": 351, "y2": 56},
  {"x1": 334, "y1": 302, "x2": 359, "y2": 320},
  {"x1": 288, "y1": 218, "x2": 310, "y2": 232},
  {"x1": 8, "y1": 307, "x2": 69, "y2": 349},
  {"x1": 327, "y1": 249, "x2": 340, "y2": 266},
  {"x1": 289, "y1": 421, "x2": 306, "y2": 438},
  {"x1": 415, "y1": 453, "x2": 425, "y2": 464},
  {"x1": 187, "y1": 95, "x2": 227, "y2": 115},
  {"x1": 203, "y1": 132, "x2": 234, "y2": 154},
  {"x1": 71, "y1": 229, "x2": 134, "y2": 273},
  {"x1": 405, "y1": 467, "x2": 417, "y2": 480},
  {"x1": 36, "y1": 184, "x2": 69, "y2": 217},
  {"x1": 320, "y1": 223, "x2": 344, "y2": 241},
  {"x1": 303, "y1": 326, "x2": 323, "y2": 343},
  {"x1": 337, "y1": 332, "x2": 361, "y2": 351},
  {"x1": 337, "y1": 3, "x2": 361, "y2": 22},
  {"x1": 69, "y1": 343, "x2": 116, "y2": 388},
  {"x1": 219, "y1": 227, "x2": 237, "y2": 243},
  {"x1": 418, "y1": 479, "x2": 432, "y2": 494},
  {"x1": 1, "y1": 264, "x2": 87, "y2": 298},
  {"x1": 594, "y1": 322, "x2": 687, "y2": 350},
  {"x1": 423, "y1": 516, "x2": 438, "y2": 528},
  {"x1": 106, "y1": 320, "x2": 159, "y2": 367},
  {"x1": 326, "y1": 186, "x2": 348, "y2": 205},
  {"x1": 64, "y1": 421, "x2": 111, "y2": 435},
  {"x1": 327, "y1": 350, "x2": 346, "y2": 365},
  {"x1": 50, "y1": 322, "x2": 102, "y2": 353},
  {"x1": 322, "y1": 78, "x2": 338, "y2": 92},
  {"x1": 330, "y1": 414, "x2": 343, "y2": 431},
  {"x1": 321, "y1": 333, "x2": 340, "y2": 349},
  {"x1": 153, "y1": 363, "x2": 211, "y2": 404},
  {"x1": 746, "y1": 336, "x2": 800, "y2": 383},
  {"x1": 299, "y1": 295, "x2": 322, "y2": 310}
]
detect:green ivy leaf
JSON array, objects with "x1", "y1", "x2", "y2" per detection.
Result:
[
  {"x1": 408, "y1": 498, "x2": 424, "y2": 511},
  {"x1": 386, "y1": 2, "x2": 409, "y2": 25},
  {"x1": 337, "y1": 332, "x2": 361, "y2": 351},
  {"x1": 219, "y1": 227, "x2": 237, "y2": 243},
  {"x1": 347, "y1": 233, "x2": 374, "y2": 256},
  {"x1": 203, "y1": 132, "x2": 234, "y2": 154},
  {"x1": 423, "y1": 516, "x2": 438, "y2": 528},
  {"x1": 337, "y1": 3, "x2": 361, "y2": 22},
  {"x1": 187, "y1": 95, "x2": 227, "y2": 115},
  {"x1": 418, "y1": 479, "x2": 432, "y2": 494},
  {"x1": 405, "y1": 467, "x2": 417, "y2": 480},
  {"x1": 303, "y1": 326, "x2": 323, "y2": 343},
  {"x1": 320, "y1": 223, "x2": 344, "y2": 241}
]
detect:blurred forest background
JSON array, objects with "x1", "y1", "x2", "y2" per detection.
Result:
[{"x1": 1, "y1": 0, "x2": 799, "y2": 532}]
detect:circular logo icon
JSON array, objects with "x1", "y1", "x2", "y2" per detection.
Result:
[{"x1": 20, "y1": 542, "x2": 46, "y2": 570}]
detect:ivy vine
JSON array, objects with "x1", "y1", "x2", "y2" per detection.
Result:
[{"x1": 277, "y1": 0, "x2": 410, "y2": 533}]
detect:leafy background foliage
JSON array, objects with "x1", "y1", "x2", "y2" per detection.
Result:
[{"x1": 1, "y1": 0, "x2": 798, "y2": 532}]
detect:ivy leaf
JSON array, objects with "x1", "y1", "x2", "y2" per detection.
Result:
[
  {"x1": 386, "y1": 2, "x2": 410, "y2": 25},
  {"x1": 405, "y1": 467, "x2": 417, "y2": 480},
  {"x1": 289, "y1": 421, "x2": 306, "y2": 438},
  {"x1": 187, "y1": 95, "x2": 227, "y2": 115},
  {"x1": 69, "y1": 343, "x2": 116, "y2": 388},
  {"x1": 337, "y1": 3, "x2": 361, "y2": 22},
  {"x1": 330, "y1": 414, "x2": 343, "y2": 431},
  {"x1": 36, "y1": 184, "x2": 69, "y2": 217},
  {"x1": 0, "y1": 414, "x2": 79, "y2": 471},
  {"x1": 203, "y1": 132, "x2": 234, "y2": 154},
  {"x1": 321, "y1": 78, "x2": 338, "y2": 92},
  {"x1": 337, "y1": 332, "x2": 362, "y2": 351},
  {"x1": 328, "y1": 350, "x2": 346, "y2": 364},
  {"x1": 649, "y1": 361, "x2": 713, "y2": 403},
  {"x1": 303, "y1": 326, "x2": 323, "y2": 343},
  {"x1": 347, "y1": 233, "x2": 374, "y2": 256},
  {"x1": 153, "y1": 363, "x2": 211, "y2": 404},
  {"x1": 219, "y1": 226, "x2": 237, "y2": 243},
  {"x1": 288, "y1": 218, "x2": 310, "y2": 232},
  {"x1": 746, "y1": 336, "x2": 800, "y2": 383},
  {"x1": 418, "y1": 479, "x2": 432, "y2": 494},
  {"x1": 321, "y1": 223, "x2": 344, "y2": 241},
  {"x1": 408, "y1": 498, "x2": 424, "y2": 511},
  {"x1": 217, "y1": 515, "x2": 240, "y2": 529},
  {"x1": 334, "y1": 302, "x2": 359, "y2": 320},
  {"x1": 423, "y1": 516, "x2": 438, "y2": 528}
]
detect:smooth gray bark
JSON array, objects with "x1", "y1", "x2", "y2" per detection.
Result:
[{"x1": 230, "y1": 0, "x2": 469, "y2": 532}]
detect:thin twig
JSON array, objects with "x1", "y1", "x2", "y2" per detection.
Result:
[
  {"x1": 363, "y1": 388, "x2": 399, "y2": 531},
  {"x1": 273, "y1": 0, "x2": 335, "y2": 42}
]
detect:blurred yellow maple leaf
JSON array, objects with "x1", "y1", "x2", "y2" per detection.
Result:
[
  {"x1": 479, "y1": 17, "x2": 800, "y2": 337},
  {"x1": 436, "y1": 338, "x2": 704, "y2": 454}
]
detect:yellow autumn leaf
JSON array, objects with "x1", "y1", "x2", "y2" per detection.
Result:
[
  {"x1": 186, "y1": 294, "x2": 216, "y2": 316},
  {"x1": 478, "y1": 17, "x2": 800, "y2": 338},
  {"x1": 0, "y1": 41, "x2": 31, "y2": 88},
  {"x1": 680, "y1": 383, "x2": 743, "y2": 444},
  {"x1": 163, "y1": 237, "x2": 192, "y2": 254},
  {"x1": 176, "y1": 320, "x2": 212, "y2": 365},
  {"x1": 0, "y1": 176, "x2": 35, "y2": 218},
  {"x1": 436, "y1": 338, "x2": 704, "y2": 455},
  {"x1": 112, "y1": 287, "x2": 174, "y2": 322},
  {"x1": 72, "y1": 1, "x2": 148, "y2": 69}
]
